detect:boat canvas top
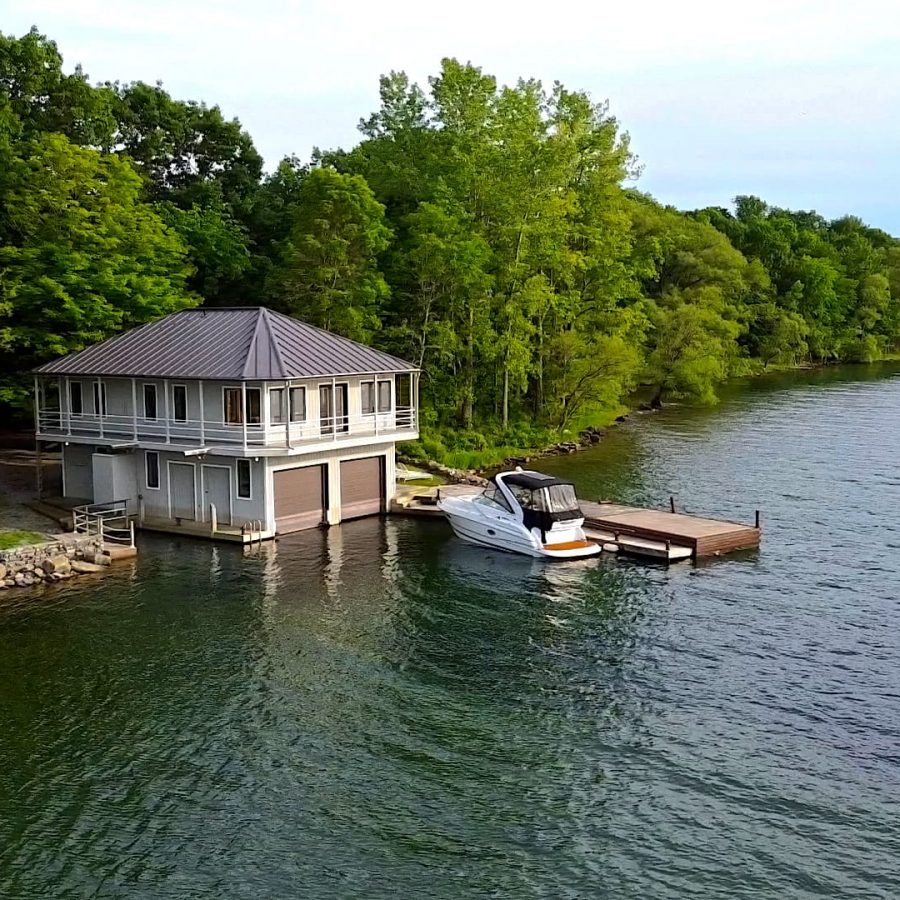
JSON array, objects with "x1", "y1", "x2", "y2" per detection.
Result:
[{"x1": 492, "y1": 471, "x2": 576, "y2": 490}]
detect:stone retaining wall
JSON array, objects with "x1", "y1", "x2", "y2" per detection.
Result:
[{"x1": 0, "y1": 535, "x2": 107, "y2": 589}]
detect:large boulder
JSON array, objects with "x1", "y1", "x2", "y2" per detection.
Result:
[
  {"x1": 41, "y1": 555, "x2": 71, "y2": 575},
  {"x1": 71, "y1": 560, "x2": 104, "y2": 575}
]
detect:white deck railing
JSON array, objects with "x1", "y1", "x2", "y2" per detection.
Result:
[
  {"x1": 73, "y1": 501, "x2": 135, "y2": 548},
  {"x1": 37, "y1": 407, "x2": 417, "y2": 449}
]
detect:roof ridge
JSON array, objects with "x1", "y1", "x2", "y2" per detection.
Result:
[{"x1": 259, "y1": 308, "x2": 288, "y2": 378}]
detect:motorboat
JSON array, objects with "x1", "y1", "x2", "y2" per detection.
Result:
[{"x1": 437, "y1": 468, "x2": 602, "y2": 560}]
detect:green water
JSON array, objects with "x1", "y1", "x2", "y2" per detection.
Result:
[{"x1": 2, "y1": 366, "x2": 900, "y2": 898}]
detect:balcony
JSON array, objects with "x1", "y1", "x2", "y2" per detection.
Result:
[{"x1": 36, "y1": 407, "x2": 418, "y2": 452}]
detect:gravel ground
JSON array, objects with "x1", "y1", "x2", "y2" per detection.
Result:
[{"x1": 0, "y1": 450, "x2": 63, "y2": 533}]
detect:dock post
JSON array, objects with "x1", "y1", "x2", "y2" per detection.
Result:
[
  {"x1": 669, "y1": 496, "x2": 676, "y2": 514},
  {"x1": 755, "y1": 510, "x2": 761, "y2": 529}
]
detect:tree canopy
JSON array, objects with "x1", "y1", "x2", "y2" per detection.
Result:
[{"x1": 3, "y1": 27, "x2": 900, "y2": 449}]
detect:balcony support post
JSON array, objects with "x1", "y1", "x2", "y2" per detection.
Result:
[
  {"x1": 131, "y1": 378, "x2": 137, "y2": 440},
  {"x1": 163, "y1": 378, "x2": 171, "y2": 444},
  {"x1": 96, "y1": 378, "x2": 104, "y2": 439},
  {"x1": 198, "y1": 383, "x2": 205, "y2": 444},
  {"x1": 241, "y1": 382, "x2": 248, "y2": 450},
  {"x1": 64, "y1": 377, "x2": 71, "y2": 435},
  {"x1": 285, "y1": 379, "x2": 291, "y2": 449}
]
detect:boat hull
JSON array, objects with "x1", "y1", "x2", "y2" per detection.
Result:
[{"x1": 440, "y1": 500, "x2": 601, "y2": 560}]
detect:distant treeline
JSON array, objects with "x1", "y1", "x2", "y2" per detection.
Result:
[{"x1": 3, "y1": 27, "x2": 899, "y2": 445}]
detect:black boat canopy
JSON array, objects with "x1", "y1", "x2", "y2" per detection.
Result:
[{"x1": 496, "y1": 471, "x2": 575, "y2": 490}]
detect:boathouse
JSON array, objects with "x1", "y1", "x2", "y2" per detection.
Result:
[{"x1": 32, "y1": 307, "x2": 420, "y2": 542}]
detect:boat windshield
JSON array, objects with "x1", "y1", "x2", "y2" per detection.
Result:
[
  {"x1": 536, "y1": 483, "x2": 579, "y2": 513},
  {"x1": 507, "y1": 483, "x2": 580, "y2": 514}
]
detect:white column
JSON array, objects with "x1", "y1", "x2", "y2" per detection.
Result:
[
  {"x1": 97, "y1": 378, "x2": 104, "y2": 439},
  {"x1": 131, "y1": 378, "x2": 137, "y2": 440},
  {"x1": 241, "y1": 382, "x2": 248, "y2": 450},
  {"x1": 163, "y1": 378, "x2": 171, "y2": 444},
  {"x1": 285, "y1": 380, "x2": 291, "y2": 449},
  {"x1": 332, "y1": 376, "x2": 337, "y2": 442},
  {"x1": 64, "y1": 377, "x2": 71, "y2": 435},
  {"x1": 199, "y1": 382, "x2": 206, "y2": 444}
]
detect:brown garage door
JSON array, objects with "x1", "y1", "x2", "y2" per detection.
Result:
[
  {"x1": 274, "y1": 465, "x2": 325, "y2": 533},
  {"x1": 340, "y1": 456, "x2": 384, "y2": 520}
]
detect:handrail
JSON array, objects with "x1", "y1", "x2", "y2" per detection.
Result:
[
  {"x1": 37, "y1": 407, "x2": 418, "y2": 448},
  {"x1": 72, "y1": 500, "x2": 135, "y2": 548}
]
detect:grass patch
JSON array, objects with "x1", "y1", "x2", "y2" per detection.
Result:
[{"x1": 0, "y1": 530, "x2": 48, "y2": 551}]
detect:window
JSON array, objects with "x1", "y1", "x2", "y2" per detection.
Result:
[
  {"x1": 361, "y1": 381, "x2": 375, "y2": 415},
  {"x1": 224, "y1": 388, "x2": 242, "y2": 425},
  {"x1": 236, "y1": 459, "x2": 251, "y2": 499},
  {"x1": 482, "y1": 485, "x2": 513, "y2": 513},
  {"x1": 396, "y1": 373, "x2": 412, "y2": 408},
  {"x1": 246, "y1": 388, "x2": 261, "y2": 426},
  {"x1": 290, "y1": 387, "x2": 306, "y2": 422},
  {"x1": 224, "y1": 387, "x2": 261, "y2": 425},
  {"x1": 270, "y1": 388, "x2": 286, "y2": 425},
  {"x1": 377, "y1": 380, "x2": 391, "y2": 413},
  {"x1": 70, "y1": 382, "x2": 83, "y2": 416},
  {"x1": 173, "y1": 385, "x2": 187, "y2": 422},
  {"x1": 146, "y1": 451, "x2": 160, "y2": 489},
  {"x1": 93, "y1": 381, "x2": 107, "y2": 416},
  {"x1": 143, "y1": 384, "x2": 158, "y2": 420}
]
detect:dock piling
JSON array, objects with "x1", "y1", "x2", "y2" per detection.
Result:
[{"x1": 669, "y1": 496, "x2": 676, "y2": 514}]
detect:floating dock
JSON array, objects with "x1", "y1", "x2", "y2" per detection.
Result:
[
  {"x1": 580, "y1": 502, "x2": 760, "y2": 560},
  {"x1": 392, "y1": 485, "x2": 760, "y2": 562}
]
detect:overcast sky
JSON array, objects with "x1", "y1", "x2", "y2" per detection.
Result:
[{"x1": 6, "y1": 0, "x2": 900, "y2": 233}]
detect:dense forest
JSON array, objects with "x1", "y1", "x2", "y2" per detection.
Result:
[{"x1": 3, "y1": 28, "x2": 900, "y2": 462}]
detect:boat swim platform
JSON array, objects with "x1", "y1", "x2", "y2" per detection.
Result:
[{"x1": 391, "y1": 485, "x2": 761, "y2": 561}]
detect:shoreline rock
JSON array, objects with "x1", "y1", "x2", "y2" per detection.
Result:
[{"x1": 0, "y1": 534, "x2": 107, "y2": 591}]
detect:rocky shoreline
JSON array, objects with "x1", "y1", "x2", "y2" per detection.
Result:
[{"x1": 0, "y1": 534, "x2": 109, "y2": 590}]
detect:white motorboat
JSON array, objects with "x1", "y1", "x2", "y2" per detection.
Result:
[{"x1": 437, "y1": 468, "x2": 601, "y2": 560}]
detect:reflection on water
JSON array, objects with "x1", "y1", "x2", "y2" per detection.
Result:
[{"x1": 2, "y1": 365, "x2": 900, "y2": 898}]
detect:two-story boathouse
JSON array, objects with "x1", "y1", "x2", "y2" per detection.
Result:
[{"x1": 33, "y1": 307, "x2": 420, "y2": 541}]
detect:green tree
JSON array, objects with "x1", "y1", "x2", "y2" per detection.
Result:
[
  {"x1": 267, "y1": 168, "x2": 392, "y2": 341},
  {"x1": 0, "y1": 133, "x2": 194, "y2": 404}
]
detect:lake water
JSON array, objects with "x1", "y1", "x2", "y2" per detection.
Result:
[{"x1": 2, "y1": 366, "x2": 899, "y2": 899}]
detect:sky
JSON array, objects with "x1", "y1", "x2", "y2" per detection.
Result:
[{"x1": 5, "y1": 0, "x2": 900, "y2": 233}]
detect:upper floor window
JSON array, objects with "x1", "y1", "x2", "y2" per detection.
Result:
[
  {"x1": 290, "y1": 387, "x2": 306, "y2": 422},
  {"x1": 270, "y1": 388, "x2": 286, "y2": 425},
  {"x1": 361, "y1": 381, "x2": 375, "y2": 415},
  {"x1": 70, "y1": 382, "x2": 83, "y2": 416},
  {"x1": 143, "y1": 384, "x2": 158, "y2": 420},
  {"x1": 173, "y1": 385, "x2": 187, "y2": 422},
  {"x1": 93, "y1": 382, "x2": 107, "y2": 416},
  {"x1": 377, "y1": 380, "x2": 392, "y2": 413},
  {"x1": 396, "y1": 373, "x2": 412, "y2": 408},
  {"x1": 224, "y1": 387, "x2": 261, "y2": 426}
]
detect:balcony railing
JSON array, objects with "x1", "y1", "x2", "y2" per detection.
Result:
[{"x1": 37, "y1": 407, "x2": 417, "y2": 449}]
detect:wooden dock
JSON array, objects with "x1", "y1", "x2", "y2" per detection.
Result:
[
  {"x1": 392, "y1": 484, "x2": 760, "y2": 562},
  {"x1": 580, "y1": 502, "x2": 760, "y2": 559}
]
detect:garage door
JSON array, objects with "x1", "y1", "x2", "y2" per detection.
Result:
[
  {"x1": 274, "y1": 465, "x2": 325, "y2": 533},
  {"x1": 340, "y1": 456, "x2": 384, "y2": 520}
]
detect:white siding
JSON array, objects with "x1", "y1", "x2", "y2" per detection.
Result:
[{"x1": 137, "y1": 450, "x2": 268, "y2": 526}]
